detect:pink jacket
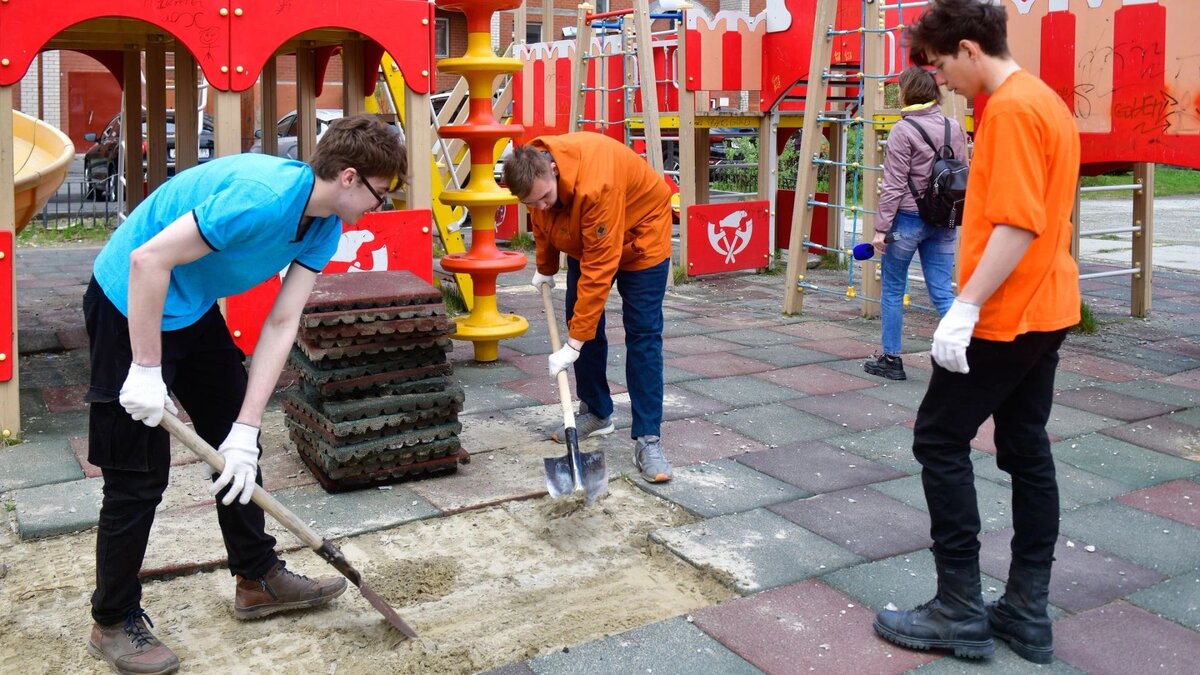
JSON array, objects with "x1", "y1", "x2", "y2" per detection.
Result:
[{"x1": 876, "y1": 104, "x2": 968, "y2": 233}]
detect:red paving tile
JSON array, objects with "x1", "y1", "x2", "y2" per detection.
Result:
[
  {"x1": 501, "y1": 376, "x2": 568, "y2": 406},
  {"x1": 1153, "y1": 337, "x2": 1200, "y2": 359},
  {"x1": 755, "y1": 364, "x2": 876, "y2": 395},
  {"x1": 1157, "y1": 369, "x2": 1200, "y2": 391},
  {"x1": 1058, "y1": 353, "x2": 1160, "y2": 382},
  {"x1": 1101, "y1": 416, "x2": 1200, "y2": 459},
  {"x1": 42, "y1": 384, "x2": 88, "y2": 413},
  {"x1": 660, "y1": 418, "x2": 766, "y2": 466},
  {"x1": 665, "y1": 352, "x2": 774, "y2": 378},
  {"x1": 693, "y1": 579, "x2": 938, "y2": 674},
  {"x1": 785, "y1": 390, "x2": 916, "y2": 431},
  {"x1": 70, "y1": 436, "x2": 101, "y2": 478},
  {"x1": 663, "y1": 334, "x2": 744, "y2": 356},
  {"x1": 798, "y1": 337, "x2": 881, "y2": 359},
  {"x1": 1052, "y1": 387, "x2": 1183, "y2": 422},
  {"x1": 1116, "y1": 479, "x2": 1200, "y2": 529},
  {"x1": 1055, "y1": 601, "x2": 1200, "y2": 675},
  {"x1": 769, "y1": 321, "x2": 864, "y2": 341},
  {"x1": 979, "y1": 531, "x2": 1167, "y2": 614},
  {"x1": 56, "y1": 325, "x2": 90, "y2": 350},
  {"x1": 970, "y1": 416, "x2": 998, "y2": 454}
]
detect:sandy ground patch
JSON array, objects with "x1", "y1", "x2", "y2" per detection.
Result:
[{"x1": 1, "y1": 480, "x2": 733, "y2": 674}]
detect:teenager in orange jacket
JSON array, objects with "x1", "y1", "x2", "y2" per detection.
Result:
[{"x1": 503, "y1": 132, "x2": 673, "y2": 483}]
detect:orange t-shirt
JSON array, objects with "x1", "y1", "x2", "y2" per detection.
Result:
[
  {"x1": 529, "y1": 132, "x2": 673, "y2": 342},
  {"x1": 959, "y1": 70, "x2": 1081, "y2": 341}
]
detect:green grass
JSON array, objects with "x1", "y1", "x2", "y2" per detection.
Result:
[
  {"x1": 672, "y1": 264, "x2": 689, "y2": 285},
  {"x1": 506, "y1": 231, "x2": 535, "y2": 252},
  {"x1": 18, "y1": 221, "x2": 113, "y2": 246},
  {"x1": 438, "y1": 281, "x2": 467, "y2": 315},
  {"x1": 1080, "y1": 166, "x2": 1200, "y2": 199},
  {"x1": 1074, "y1": 300, "x2": 1097, "y2": 334},
  {"x1": 817, "y1": 251, "x2": 849, "y2": 270}
]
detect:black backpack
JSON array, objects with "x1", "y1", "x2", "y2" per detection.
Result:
[{"x1": 903, "y1": 117, "x2": 969, "y2": 228}]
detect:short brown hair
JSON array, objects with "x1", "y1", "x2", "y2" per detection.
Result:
[
  {"x1": 898, "y1": 66, "x2": 941, "y2": 106},
  {"x1": 906, "y1": 0, "x2": 1010, "y2": 66},
  {"x1": 310, "y1": 114, "x2": 407, "y2": 188},
  {"x1": 502, "y1": 144, "x2": 553, "y2": 199}
]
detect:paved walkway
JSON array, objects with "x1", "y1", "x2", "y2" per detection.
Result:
[{"x1": 2, "y1": 243, "x2": 1198, "y2": 673}]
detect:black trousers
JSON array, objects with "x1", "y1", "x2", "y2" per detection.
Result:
[
  {"x1": 84, "y1": 278, "x2": 278, "y2": 625},
  {"x1": 913, "y1": 328, "x2": 1068, "y2": 568}
]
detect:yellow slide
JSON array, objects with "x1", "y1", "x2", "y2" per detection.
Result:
[{"x1": 12, "y1": 110, "x2": 73, "y2": 233}]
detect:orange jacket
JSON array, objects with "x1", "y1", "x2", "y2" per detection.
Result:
[{"x1": 529, "y1": 132, "x2": 672, "y2": 342}]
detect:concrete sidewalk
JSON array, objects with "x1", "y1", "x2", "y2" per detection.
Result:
[{"x1": 1, "y1": 242, "x2": 1197, "y2": 673}]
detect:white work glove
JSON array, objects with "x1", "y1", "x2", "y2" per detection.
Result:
[
  {"x1": 931, "y1": 299, "x2": 981, "y2": 374},
  {"x1": 548, "y1": 343, "x2": 581, "y2": 377},
  {"x1": 531, "y1": 271, "x2": 556, "y2": 290},
  {"x1": 210, "y1": 423, "x2": 260, "y2": 506},
  {"x1": 119, "y1": 363, "x2": 178, "y2": 427}
]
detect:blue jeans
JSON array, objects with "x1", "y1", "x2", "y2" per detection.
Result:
[
  {"x1": 565, "y1": 256, "x2": 668, "y2": 439},
  {"x1": 880, "y1": 211, "x2": 957, "y2": 355}
]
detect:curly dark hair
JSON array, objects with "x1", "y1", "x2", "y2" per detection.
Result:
[{"x1": 906, "y1": 0, "x2": 1010, "y2": 66}]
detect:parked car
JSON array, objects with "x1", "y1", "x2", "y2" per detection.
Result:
[
  {"x1": 249, "y1": 108, "x2": 345, "y2": 159},
  {"x1": 83, "y1": 110, "x2": 215, "y2": 200}
]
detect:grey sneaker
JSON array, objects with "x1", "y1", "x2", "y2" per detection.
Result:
[
  {"x1": 635, "y1": 436, "x2": 673, "y2": 483},
  {"x1": 552, "y1": 411, "x2": 614, "y2": 443}
]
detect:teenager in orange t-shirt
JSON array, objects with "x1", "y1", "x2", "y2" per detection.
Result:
[
  {"x1": 873, "y1": 1, "x2": 1080, "y2": 666},
  {"x1": 503, "y1": 133, "x2": 674, "y2": 484}
]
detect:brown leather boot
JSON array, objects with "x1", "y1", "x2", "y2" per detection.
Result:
[
  {"x1": 87, "y1": 610, "x2": 180, "y2": 675},
  {"x1": 234, "y1": 560, "x2": 347, "y2": 620}
]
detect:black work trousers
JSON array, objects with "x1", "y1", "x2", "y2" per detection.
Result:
[
  {"x1": 84, "y1": 278, "x2": 278, "y2": 625},
  {"x1": 913, "y1": 328, "x2": 1068, "y2": 568}
]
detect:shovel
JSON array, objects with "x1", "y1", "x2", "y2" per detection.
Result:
[
  {"x1": 539, "y1": 282, "x2": 608, "y2": 506},
  {"x1": 158, "y1": 411, "x2": 418, "y2": 638}
]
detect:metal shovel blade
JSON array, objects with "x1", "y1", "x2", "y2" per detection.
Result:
[
  {"x1": 358, "y1": 582, "x2": 419, "y2": 639},
  {"x1": 577, "y1": 446, "x2": 608, "y2": 506},
  {"x1": 543, "y1": 427, "x2": 607, "y2": 504}
]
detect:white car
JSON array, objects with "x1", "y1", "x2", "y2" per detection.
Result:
[{"x1": 250, "y1": 109, "x2": 346, "y2": 159}]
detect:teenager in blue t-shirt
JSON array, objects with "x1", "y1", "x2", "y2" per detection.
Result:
[{"x1": 84, "y1": 115, "x2": 406, "y2": 675}]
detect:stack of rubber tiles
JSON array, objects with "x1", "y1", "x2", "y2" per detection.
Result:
[{"x1": 284, "y1": 271, "x2": 465, "y2": 492}]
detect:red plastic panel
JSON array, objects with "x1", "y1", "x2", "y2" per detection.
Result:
[
  {"x1": 0, "y1": 0, "x2": 231, "y2": 89},
  {"x1": 686, "y1": 200, "x2": 770, "y2": 276},
  {"x1": 227, "y1": 0, "x2": 434, "y2": 93},
  {"x1": 226, "y1": 209, "x2": 435, "y2": 355},
  {"x1": 0, "y1": 231, "x2": 11, "y2": 382}
]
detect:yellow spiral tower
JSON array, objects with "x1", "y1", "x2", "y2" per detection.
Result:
[{"x1": 435, "y1": 0, "x2": 529, "y2": 362}]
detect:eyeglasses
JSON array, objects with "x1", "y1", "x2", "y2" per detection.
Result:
[{"x1": 355, "y1": 169, "x2": 389, "y2": 211}]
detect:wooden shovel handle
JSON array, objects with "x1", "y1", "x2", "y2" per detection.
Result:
[
  {"x1": 539, "y1": 282, "x2": 576, "y2": 430},
  {"x1": 159, "y1": 411, "x2": 323, "y2": 550}
]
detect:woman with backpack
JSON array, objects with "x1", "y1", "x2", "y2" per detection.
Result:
[{"x1": 864, "y1": 66, "x2": 968, "y2": 381}]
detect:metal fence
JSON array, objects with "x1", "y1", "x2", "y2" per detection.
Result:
[{"x1": 30, "y1": 176, "x2": 123, "y2": 231}]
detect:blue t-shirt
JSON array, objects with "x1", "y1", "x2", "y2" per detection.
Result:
[{"x1": 93, "y1": 154, "x2": 341, "y2": 330}]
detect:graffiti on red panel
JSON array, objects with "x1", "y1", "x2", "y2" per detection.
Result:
[{"x1": 686, "y1": 201, "x2": 770, "y2": 276}]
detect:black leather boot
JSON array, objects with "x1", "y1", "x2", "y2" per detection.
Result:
[
  {"x1": 874, "y1": 556, "x2": 995, "y2": 659},
  {"x1": 989, "y1": 561, "x2": 1054, "y2": 664}
]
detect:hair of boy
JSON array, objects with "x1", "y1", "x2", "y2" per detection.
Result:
[
  {"x1": 898, "y1": 66, "x2": 942, "y2": 106},
  {"x1": 905, "y1": 0, "x2": 1011, "y2": 66},
  {"x1": 310, "y1": 113, "x2": 408, "y2": 188},
  {"x1": 502, "y1": 145, "x2": 554, "y2": 199}
]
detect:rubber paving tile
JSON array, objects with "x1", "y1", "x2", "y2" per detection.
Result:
[
  {"x1": 731, "y1": 343, "x2": 838, "y2": 368},
  {"x1": 979, "y1": 530, "x2": 1166, "y2": 613},
  {"x1": 0, "y1": 437, "x2": 85, "y2": 492},
  {"x1": 612, "y1": 384, "x2": 733, "y2": 423},
  {"x1": 707, "y1": 327, "x2": 800, "y2": 347},
  {"x1": 11, "y1": 476, "x2": 103, "y2": 539},
  {"x1": 528, "y1": 616, "x2": 761, "y2": 675},
  {"x1": 1054, "y1": 601, "x2": 1200, "y2": 675},
  {"x1": 753, "y1": 363, "x2": 877, "y2": 395},
  {"x1": 651, "y1": 509, "x2": 863, "y2": 594},
  {"x1": 665, "y1": 351, "x2": 774, "y2": 378},
  {"x1": 1097, "y1": 379, "x2": 1200, "y2": 408},
  {"x1": 796, "y1": 337, "x2": 881, "y2": 359},
  {"x1": 860, "y1": 378, "x2": 934, "y2": 408},
  {"x1": 1058, "y1": 352, "x2": 1163, "y2": 382},
  {"x1": 1060, "y1": 501, "x2": 1200, "y2": 576},
  {"x1": 869, "y1": 472, "x2": 1014, "y2": 533},
  {"x1": 303, "y1": 270, "x2": 440, "y2": 310},
  {"x1": 1158, "y1": 368, "x2": 1200, "y2": 391},
  {"x1": 1051, "y1": 433, "x2": 1200, "y2": 489},
  {"x1": 784, "y1": 390, "x2": 917, "y2": 432},
  {"x1": 1044, "y1": 403, "x2": 1125, "y2": 438},
  {"x1": 1101, "y1": 414, "x2": 1200, "y2": 460},
  {"x1": 675, "y1": 374, "x2": 805, "y2": 408},
  {"x1": 1126, "y1": 574, "x2": 1200, "y2": 631},
  {"x1": 692, "y1": 579, "x2": 938, "y2": 674},
  {"x1": 824, "y1": 425, "x2": 923, "y2": 475},
  {"x1": 1052, "y1": 386, "x2": 1185, "y2": 422},
  {"x1": 735, "y1": 441, "x2": 906, "y2": 493},
  {"x1": 658, "y1": 417, "x2": 767, "y2": 467},
  {"x1": 457, "y1": 411, "x2": 544, "y2": 454},
  {"x1": 769, "y1": 321, "x2": 864, "y2": 341},
  {"x1": 971, "y1": 452, "x2": 1132, "y2": 510},
  {"x1": 478, "y1": 662, "x2": 535, "y2": 675},
  {"x1": 662, "y1": 333, "x2": 745, "y2": 356},
  {"x1": 1115, "y1": 479, "x2": 1200, "y2": 528},
  {"x1": 769, "y1": 487, "x2": 932, "y2": 560},
  {"x1": 634, "y1": 458, "x2": 809, "y2": 518},
  {"x1": 710, "y1": 403, "x2": 846, "y2": 447}
]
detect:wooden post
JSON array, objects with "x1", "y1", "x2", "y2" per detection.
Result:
[
  {"x1": 342, "y1": 39, "x2": 366, "y2": 117},
  {"x1": 122, "y1": 51, "x2": 144, "y2": 211},
  {"x1": 542, "y1": 0, "x2": 556, "y2": 42},
  {"x1": 0, "y1": 87, "x2": 20, "y2": 436},
  {"x1": 1069, "y1": 176, "x2": 1081, "y2": 261},
  {"x1": 174, "y1": 49, "x2": 199, "y2": 172},
  {"x1": 296, "y1": 46, "x2": 318, "y2": 161},
  {"x1": 568, "y1": 3, "x2": 593, "y2": 133},
  {"x1": 212, "y1": 89, "x2": 242, "y2": 158},
  {"x1": 1131, "y1": 162, "x2": 1154, "y2": 318},
  {"x1": 858, "y1": 3, "x2": 885, "y2": 318},
  {"x1": 758, "y1": 112, "x2": 775, "y2": 262},
  {"x1": 632, "y1": 0, "x2": 663, "y2": 173},
  {"x1": 260, "y1": 58, "x2": 279, "y2": 157},
  {"x1": 677, "y1": 12, "x2": 695, "y2": 281},
  {"x1": 404, "y1": 87, "x2": 433, "y2": 210},
  {"x1": 145, "y1": 39, "x2": 169, "y2": 194},
  {"x1": 781, "y1": 0, "x2": 838, "y2": 315}
]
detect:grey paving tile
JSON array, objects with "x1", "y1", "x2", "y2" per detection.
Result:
[
  {"x1": 1060, "y1": 501, "x2": 1200, "y2": 576},
  {"x1": 822, "y1": 550, "x2": 1004, "y2": 613},
  {"x1": 972, "y1": 453, "x2": 1133, "y2": 510},
  {"x1": 453, "y1": 362, "x2": 529, "y2": 387},
  {"x1": 274, "y1": 483, "x2": 441, "y2": 539},
  {"x1": 528, "y1": 616, "x2": 762, "y2": 675},
  {"x1": 675, "y1": 375, "x2": 804, "y2": 408},
  {"x1": 461, "y1": 384, "x2": 542, "y2": 415},
  {"x1": 709, "y1": 403, "x2": 845, "y2": 446},
  {"x1": 785, "y1": 390, "x2": 917, "y2": 432},
  {"x1": 769, "y1": 487, "x2": 931, "y2": 560},
  {"x1": 662, "y1": 319, "x2": 716, "y2": 339},
  {"x1": 633, "y1": 458, "x2": 808, "y2": 518},
  {"x1": 1100, "y1": 414, "x2": 1200, "y2": 460},
  {"x1": 0, "y1": 438, "x2": 84, "y2": 493},
  {"x1": 869, "y1": 471, "x2": 1015, "y2": 533},
  {"x1": 860, "y1": 379, "x2": 933, "y2": 408},
  {"x1": 12, "y1": 476, "x2": 103, "y2": 539},
  {"x1": 1098, "y1": 379, "x2": 1200, "y2": 408},
  {"x1": 903, "y1": 650, "x2": 1086, "y2": 673},
  {"x1": 732, "y1": 344, "x2": 837, "y2": 368},
  {"x1": 707, "y1": 328, "x2": 799, "y2": 347},
  {"x1": 1053, "y1": 386, "x2": 1185, "y2": 422},
  {"x1": 735, "y1": 441, "x2": 906, "y2": 493},
  {"x1": 1045, "y1": 403, "x2": 1125, "y2": 438},
  {"x1": 824, "y1": 425, "x2": 922, "y2": 475},
  {"x1": 1109, "y1": 345, "x2": 1200, "y2": 375},
  {"x1": 1051, "y1": 433, "x2": 1200, "y2": 489},
  {"x1": 612, "y1": 384, "x2": 733, "y2": 424},
  {"x1": 1126, "y1": 573, "x2": 1200, "y2": 631},
  {"x1": 651, "y1": 508, "x2": 863, "y2": 594}
]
